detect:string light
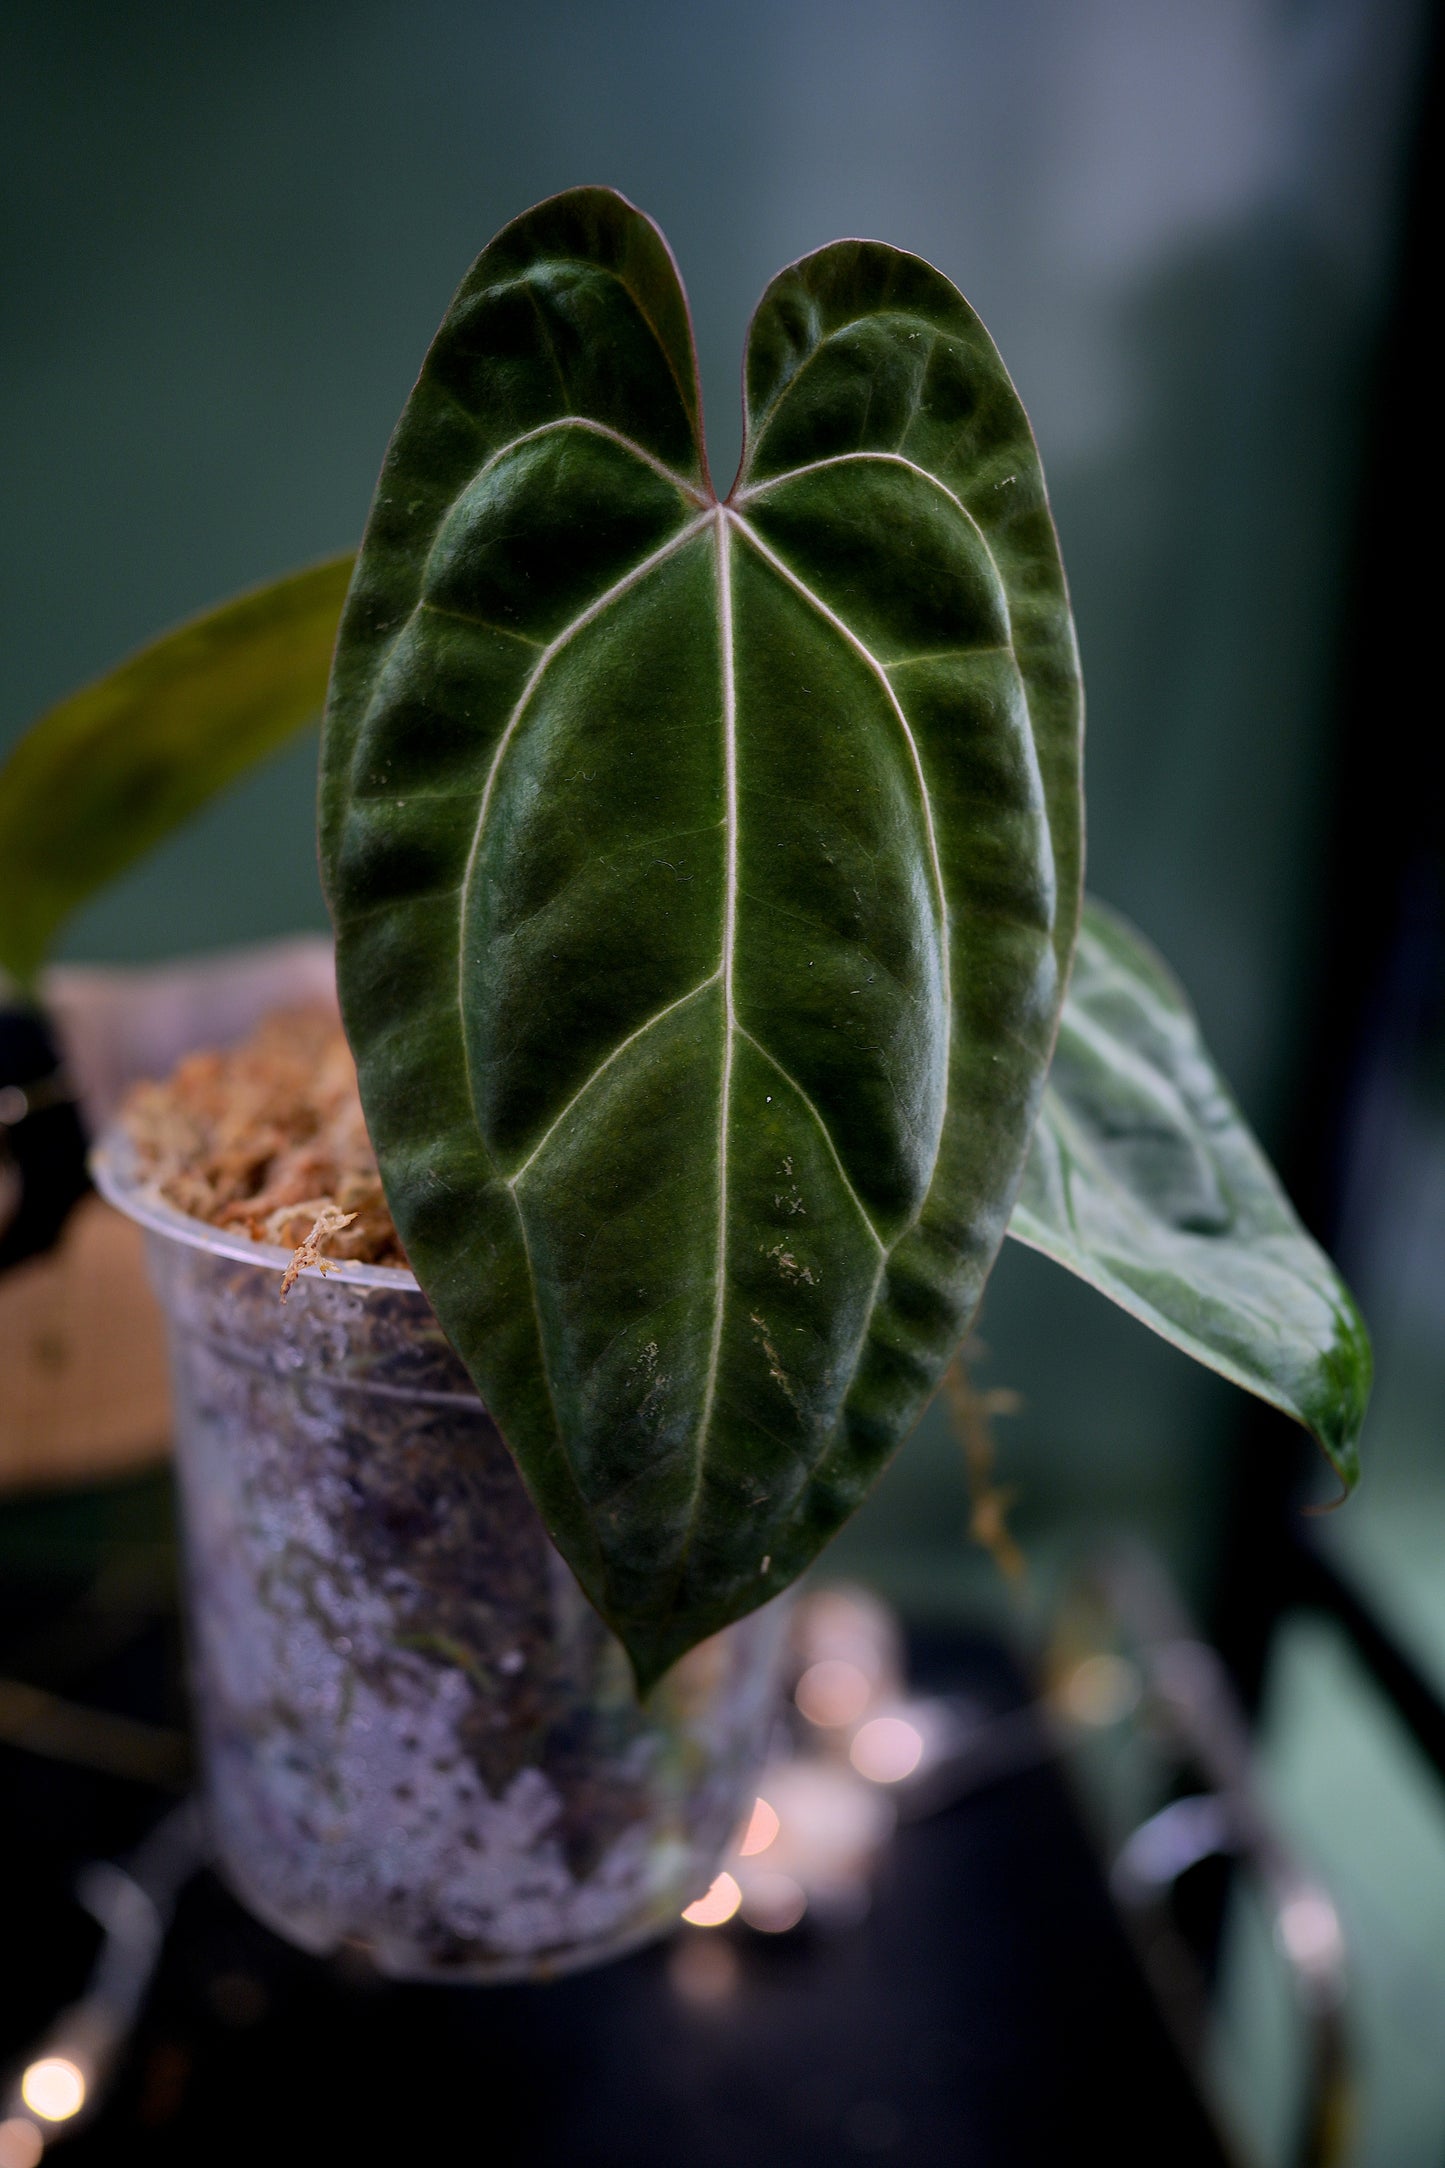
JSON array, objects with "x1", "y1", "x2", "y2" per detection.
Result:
[
  {"x1": 737, "y1": 1797, "x2": 780, "y2": 1857},
  {"x1": 19, "y1": 2061, "x2": 84, "y2": 2126},
  {"x1": 1055, "y1": 1653, "x2": 1141, "y2": 1727},
  {"x1": 681, "y1": 1872, "x2": 742, "y2": 1928},
  {"x1": 794, "y1": 1659, "x2": 872, "y2": 1728},
  {"x1": 1276, "y1": 1889, "x2": 1344, "y2": 1977},
  {"x1": 739, "y1": 1872, "x2": 807, "y2": 1934},
  {"x1": 849, "y1": 1716, "x2": 924, "y2": 1784},
  {"x1": 0, "y1": 2119, "x2": 44, "y2": 2168},
  {"x1": 667, "y1": 1933, "x2": 741, "y2": 2005}
]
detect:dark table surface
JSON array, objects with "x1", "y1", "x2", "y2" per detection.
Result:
[{"x1": 1, "y1": 1537, "x2": 1231, "y2": 2168}]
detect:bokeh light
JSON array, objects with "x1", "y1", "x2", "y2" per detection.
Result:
[
  {"x1": 737, "y1": 1797, "x2": 780, "y2": 1857},
  {"x1": 1055, "y1": 1654, "x2": 1142, "y2": 1727},
  {"x1": 667, "y1": 1932, "x2": 741, "y2": 2006},
  {"x1": 1276, "y1": 1889, "x2": 1345, "y2": 1977},
  {"x1": 795, "y1": 1659, "x2": 872, "y2": 1728},
  {"x1": 20, "y1": 2059, "x2": 85, "y2": 2124},
  {"x1": 681, "y1": 1872, "x2": 742, "y2": 1928},
  {"x1": 0, "y1": 2118, "x2": 44, "y2": 2168},
  {"x1": 739, "y1": 1872, "x2": 807, "y2": 1934},
  {"x1": 850, "y1": 1717, "x2": 924, "y2": 1784}
]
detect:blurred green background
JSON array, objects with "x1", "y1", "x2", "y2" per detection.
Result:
[
  {"x1": 2, "y1": 8, "x2": 1438, "y2": 2157},
  {"x1": 1, "y1": 0, "x2": 1424, "y2": 1597}
]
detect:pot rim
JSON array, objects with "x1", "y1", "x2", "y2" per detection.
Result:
[{"x1": 91, "y1": 1128, "x2": 422, "y2": 1293}]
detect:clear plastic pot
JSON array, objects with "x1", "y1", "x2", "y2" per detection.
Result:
[{"x1": 93, "y1": 1137, "x2": 788, "y2": 1981}]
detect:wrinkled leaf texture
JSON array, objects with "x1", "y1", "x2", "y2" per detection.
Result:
[
  {"x1": 0, "y1": 554, "x2": 1365, "y2": 1493},
  {"x1": 322, "y1": 187, "x2": 1083, "y2": 1686},
  {"x1": 1016, "y1": 899, "x2": 1370, "y2": 1488},
  {"x1": 0, "y1": 559, "x2": 352, "y2": 988},
  {"x1": 0, "y1": 588, "x2": 1367, "y2": 1505}
]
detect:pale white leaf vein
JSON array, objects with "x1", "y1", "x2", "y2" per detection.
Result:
[
  {"x1": 735, "y1": 1024, "x2": 886, "y2": 1256},
  {"x1": 735, "y1": 451, "x2": 1016, "y2": 657},
  {"x1": 726, "y1": 506, "x2": 952, "y2": 1149},
  {"x1": 455, "y1": 509, "x2": 712, "y2": 1111},
  {"x1": 507, "y1": 973, "x2": 721, "y2": 1189},
  {"x1": 691, "y1": 509, "x2": 740, "y2": 1468},
  {"x1": 456, "y1": 413, "x2": 708, "y2": 508}
]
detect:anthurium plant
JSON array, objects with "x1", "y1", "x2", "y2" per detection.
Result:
[{"x1": 0, "y1": 188, "x2": 1369, "y2": 1689}]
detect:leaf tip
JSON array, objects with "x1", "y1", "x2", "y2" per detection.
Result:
[
  {"x1": 1306, "y1": 1410, "x2": 1364, "y2": 1510},
  {"x1": 621, "y1": 1628, "x2": 687, "y2": 1703}
]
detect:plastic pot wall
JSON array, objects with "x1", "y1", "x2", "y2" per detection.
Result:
[{"x1": 96, "y1": 1139, "x2": 788, "y2": 1981}]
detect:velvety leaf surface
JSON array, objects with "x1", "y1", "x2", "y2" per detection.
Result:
[
  {"x1": 322, "y1": 189, "x2": 1082, "y2": 1686},
  {"x1": 0, "y1": 558, "x2": 353, "y2": 988},
  {"x1": 1011, "y1": 898, "x2": 1371, "y2": 1487}
]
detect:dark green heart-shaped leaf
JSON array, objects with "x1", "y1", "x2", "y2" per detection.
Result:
[
  {"x1": 0, "y1": 557, "x2": 353, "y2": 989},
  {"x1": 322, "y1": 187, "x2": 1082, "y2": 1687},
  {"x1": 1011, "y1": 898, "x2": 1371, "y2": 1488}
]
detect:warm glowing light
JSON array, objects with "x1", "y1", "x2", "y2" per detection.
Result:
[
  {"x1": 20, "y1": 2060, "x2": 85, "y2": 2125},
  {"x1": 850, "y1": 1716, "x2": 924, "y2": 1783},
  {"x1": 762, "y1": 1760, "x2": 894, "y2": 1875},
  {"x1": 667, "y1": 1932, "x2": 741, "y2": 2005},
  {"x1": 739, "y1": 1871, "x2": 807, "y2": 1934},
  {"x1": 681, "y1": 1871, "x2": 742, "y2": 1927},
  {"x1": 795, "y1": 1659, "x2": 872, "y2": 1728},
  {"x1": 795, "y1": 1586, "x2": 900, "y2": 1682},
  {"x1": 0, "y1": 2119, "x2": 44, "y2": 2168},
  {"x1": 738, "y1": 1796, "x2": 780, "y2": 1857},
  {"x1": 1276, "y1": 1890, "x2": 1344, "y2": 1976},
  {"x1": 1056, "y1": 1653, "x2": 1141, "y2": 1727}
]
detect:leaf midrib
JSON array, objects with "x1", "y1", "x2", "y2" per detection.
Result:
[
  {"x1": 689, "y1": 509, "x2": 740, "y2": 1481},
  {"x1": 452, "y1": 504, "x2": 713, "y2": 1117},
  {"x1": 454, "y1": 481, "x2": 956, "y2": 1239},
  {"x1": 724, "y1": 503, "x2": 953, "y2": 1110},
  {"x1": 432, "y1": 415, "x2": 1014, "y2": 1611}
]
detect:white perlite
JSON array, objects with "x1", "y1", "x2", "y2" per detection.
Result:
[{"x1": 137, "y1": 1202, "x2": 786, "y2": 1982}]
